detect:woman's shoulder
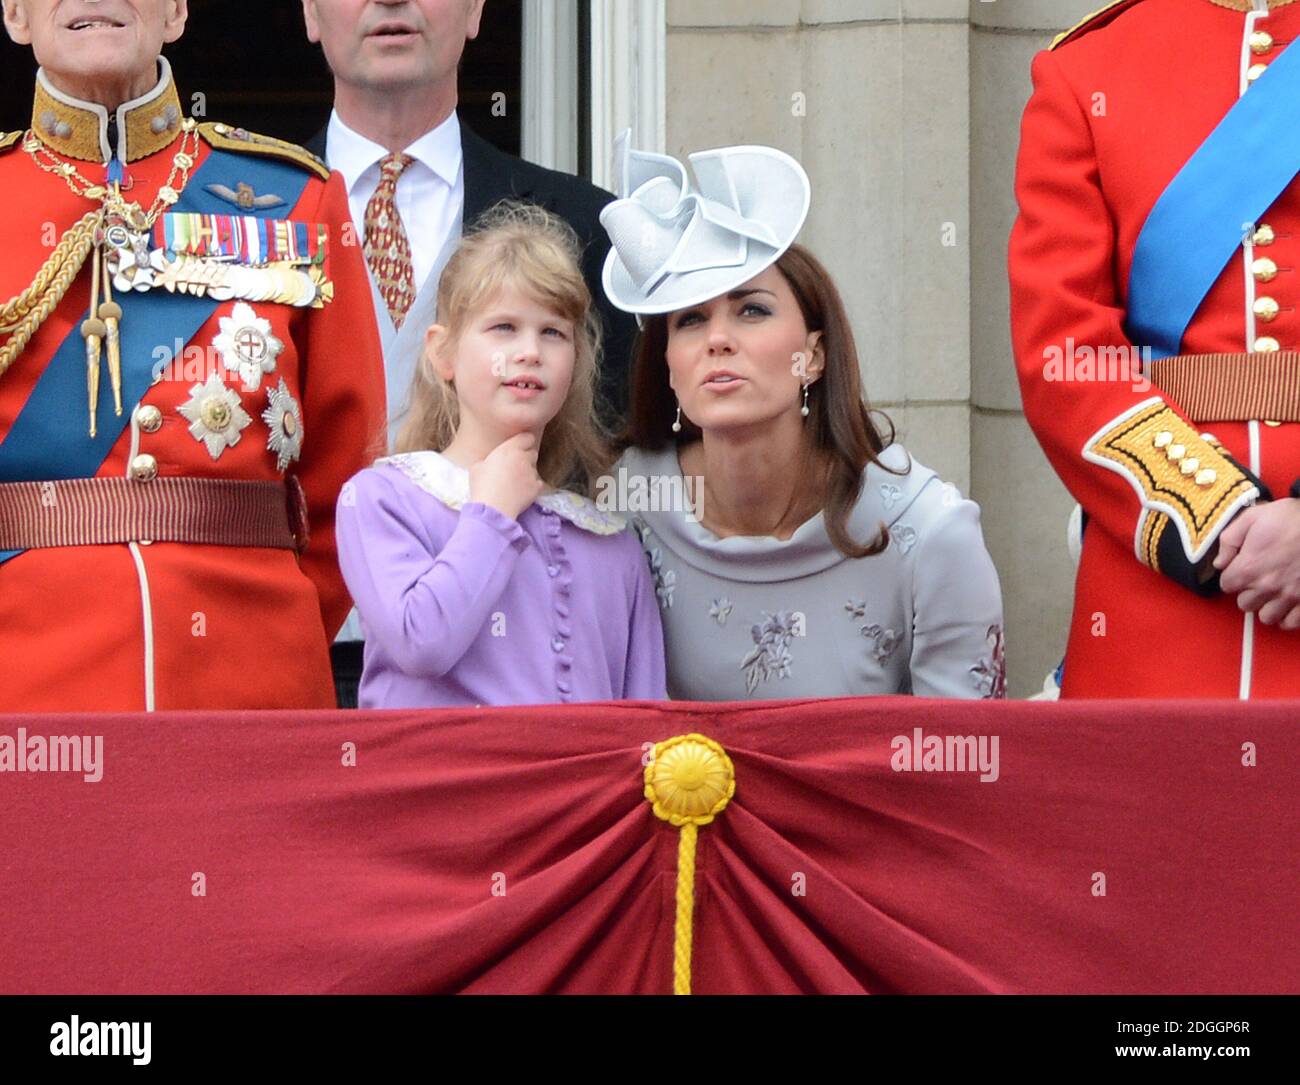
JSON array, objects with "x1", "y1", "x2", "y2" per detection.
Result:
[
  {"x1": 858, "y1": 443, "x2": 944, "y2": 524},
  {"x1": 863, "y1": 444, "x2": 989, "y2": 562},
  {"x1": 858, "y1": 444, "x2": 983, "y2": 544}
]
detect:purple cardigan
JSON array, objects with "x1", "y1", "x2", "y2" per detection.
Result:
[{"x1": 336, "y1": 451, "x2": 667, "y2": 708}]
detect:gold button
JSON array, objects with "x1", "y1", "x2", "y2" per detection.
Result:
[
  {"x1": 1264, "y1": 419, "x2": 1283, "y2": 427},
  {"x1": 1180, "y1": 457, "x2": 1200, "y2": 476},
  {"x1": 1154, "y1": 430, "x2": 1174, "y2": 449},
  {"x1": 1254, "y1": 223, "x2": 1276, "y2": 247},
  {"x1": 1167, "y1": 443, "x2": 1186, "y2": 462},
  {"x1": 1253, "y1": 257, "x2": 1278, "y2": 282},
  {"x1": 200, "y1": 399, "x2": 232, "y2": 431},
  {"x1": 1254, "y1": 336, "x2": 1281, "y2": 353},
  {"x1": 129, "y1": 454, "x2": 158, "y2": 482},
  {"x1": 1251, "y1": 30, "x2": 1274, "y2": 55},
  {"x1": 135, "y1": 404, "x2": 163, "y2": 433},
  {"x1": 1195, "y1": 469, "x2": 1217, "y2": 487},
  {"x1": 1254, "y1": 296, "x2": 1280, "y2": 322},
  {"x1": 1247, "y1": 62, "x2": 1269, "y2": 82}
]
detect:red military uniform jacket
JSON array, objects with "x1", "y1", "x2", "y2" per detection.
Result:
[
  {"x1": 1010, "y1": 0, "x2": 1300, "y2": 698},
  {"x1": 0, "y1": 62, "x2": 385, "y2": 712}
]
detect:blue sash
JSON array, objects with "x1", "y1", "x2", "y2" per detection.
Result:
[
  {"x1": 1126, "y1": 37, "x2": 1300, "y2": 359},
  {"x1": 0, "y1": 147, "x2": 314, "y2": 565}
]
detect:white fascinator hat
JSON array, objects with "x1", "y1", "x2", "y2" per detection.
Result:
[{"x1": 599, "y1": 129, "x2": 812, "y2": 316}]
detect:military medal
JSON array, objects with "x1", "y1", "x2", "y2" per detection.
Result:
[
  {"x1": 177, "y1": 372, "x2": 252, "y2": 460},
  {"x1": 144, "y1": 213, "x2": 328, "y2": 308},
  {"x1": 262, "y1": 378, "x2": 303, "y2": 472},
  {"x1": 214, "y1": 302, "x2": 283, "y2": 390}
]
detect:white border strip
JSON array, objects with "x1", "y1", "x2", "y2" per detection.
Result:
[
  {"x1": 589, "y1": 0, "x2": 667, "y2": 191},
  {"x1": 521, "y1": 0, "x2": 579, "y2": 173}
]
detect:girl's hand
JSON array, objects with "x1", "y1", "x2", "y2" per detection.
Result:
[{"x1": 469, "y1": 432, "x2": 545, "y2": 520}]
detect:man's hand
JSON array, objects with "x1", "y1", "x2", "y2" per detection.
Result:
[
  {"x1": 468, "y1": 432, "x2": 545, "y2": 521},
  {"x1": 1213, "y1": 499, "x2": 1300, "y2": 628}
]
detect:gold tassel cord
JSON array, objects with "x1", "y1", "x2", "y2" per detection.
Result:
[
  {"x1": 0, "y1": 210, "x2": 101, "y2": 380},
  {"x1": 644, "y1": 733, "x2": 736, "y2": 995}
]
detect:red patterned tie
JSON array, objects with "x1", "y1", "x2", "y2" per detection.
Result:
[{"x1": 363, "y1": 152, "x2": 416, "y2": 329}]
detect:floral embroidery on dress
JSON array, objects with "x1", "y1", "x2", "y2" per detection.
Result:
[
  {"x1": 861, "y1": 623, "x2": 901, "y2": 664},
  {"x1": 880, "y1": 483, "x2": 902, "y2": 511},
  {"x1": 969, "y1": 624, "x2": 1007, "y2": 699},
  {"x1": 845, "y1": 598, "x2": 899, "y2": 663},
  {"x1": 632, "y1": 520, "x2": 676, "y2": 610},
  {"x1": 893, "y1": 523, "x2": 918, "y2": 555},
  {"x1": 741, "y1": 610, "x2": 798, "y2": 694},
  {"x1": 653, "y1": 562, "x2": 677, "y2": 609},
  {"x1": 709, "y1": 597, "x2": 733, "y2": 625}
]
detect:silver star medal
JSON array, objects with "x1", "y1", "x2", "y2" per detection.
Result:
[
  {"x1": 262, "y1": 378, "x2": 303, "y2": 472},
  {"x1": 178, "y1": 373, "x2": 252, "y2": 460},
  {"x1": 214, "y1": 302, "x2": 283, "y2": 391}
]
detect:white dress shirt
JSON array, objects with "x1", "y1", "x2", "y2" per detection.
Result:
[
  {"x1": 326, "y1": 108, "x2": 464, "y2": 301},
  {"x1": 327, "y1": 109, "x2": 466, "y2": 650}
]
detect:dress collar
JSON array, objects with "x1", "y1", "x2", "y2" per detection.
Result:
[
  {"x1": 31, "y1": 56, "x2": 183, "y2": 164},
  {"x1": 377, "y1": 450, "x2": 627, "y2": 536},
  {"x1": 616, "y1": 442, "x2": 936, "y2": 581}
]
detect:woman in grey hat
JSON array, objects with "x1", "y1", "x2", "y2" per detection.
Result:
[{"x1": 602, "y1": 135, "x2": 1005, "y2": 700}]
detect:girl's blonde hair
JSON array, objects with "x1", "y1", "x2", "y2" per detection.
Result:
[{"x1": 394, "y1": 200, "x2": 611, "y2": 495}]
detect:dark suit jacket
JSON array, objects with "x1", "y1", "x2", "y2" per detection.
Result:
[{"x1": 305, "y1": 120, "x2": 637, "y2": 426}]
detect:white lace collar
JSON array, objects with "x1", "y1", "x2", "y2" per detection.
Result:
[{"x1": 377, "y1": 450, "x2": 626, "y2": 536}]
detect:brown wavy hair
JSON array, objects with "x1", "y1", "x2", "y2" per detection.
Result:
[
  {"x1": 616, "y1": 243, "x2": 900, "y2": 558},
  {"x1": 394, "y1": 200, "x2": 611, "y2": 496}
]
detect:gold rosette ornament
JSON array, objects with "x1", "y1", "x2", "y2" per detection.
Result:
[{"x1": 644, "y1": 733, "x2": 735, "y2": 994}]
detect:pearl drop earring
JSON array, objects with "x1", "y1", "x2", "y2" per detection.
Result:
[
  {"x1": 672, "y1": 400, "x2": 683, "y2": 433},
  {"x1": 801, "y1": 383, "x2": 810, "y2": 418}
]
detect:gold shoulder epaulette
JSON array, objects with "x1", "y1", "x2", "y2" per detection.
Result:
[
  {"x1": 1051, "y1": 0, "x2": 1146, "y2": 50},
  {"x1": 197, "y1": 122, "x2": 330, "y2": 182},
  {"x1": 0, "y1": 131, "x2": 24, "y2": 154}
]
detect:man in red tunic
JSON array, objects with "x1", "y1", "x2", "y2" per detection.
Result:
[
  {"x1": 0, "y1": 0, "x2": 385, "y2": 711},
  {"x1": 1010, "y1": 0, "x2": 1300, "y2": 698}
]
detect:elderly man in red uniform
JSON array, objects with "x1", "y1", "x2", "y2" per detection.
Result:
[
  {"x1": 0, "y1": 0, "x2": 385, "y2": 712},
  {"x1": 1010, "y1": 0, "x2": 1300, "y2": 698}
]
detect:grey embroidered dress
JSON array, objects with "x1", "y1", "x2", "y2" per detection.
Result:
[{"x1": 615, "y1": 442, "x2": 1005, "y2": 701}]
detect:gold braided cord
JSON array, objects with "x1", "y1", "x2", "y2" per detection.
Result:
[
  {"x1": 673, "y1": 822, "x2": 698, "y2": 995},
  {"x1": 643, "y1": 733, "x2": 736, "y2": 995},
  {"x1": 0, "y1": 211, "x2": 99, "y2": 378}
]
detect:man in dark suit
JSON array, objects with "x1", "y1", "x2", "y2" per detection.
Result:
[{"x1": 301, "y1": 0, "x2": 638, "y2": 707}]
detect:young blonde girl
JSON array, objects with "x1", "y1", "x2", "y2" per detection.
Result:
[{"x1": 336, "y1": 202, "x2": 666, "y2": 708}]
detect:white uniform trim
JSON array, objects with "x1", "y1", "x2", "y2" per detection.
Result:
[
  {"x1": 1237, "y1": 6, "x2": 1270, "y2": 699},
  {"x1": 128, "y1": 542, "x2": 156, "y2": 712},
  {"x1": 126, "y1": 404, "x2": 157, "y2": 712}
]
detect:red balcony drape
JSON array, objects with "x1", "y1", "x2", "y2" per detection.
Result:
[{"x1": 1, "y1": 698, "x2": 1294, "y2": 993}]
